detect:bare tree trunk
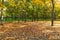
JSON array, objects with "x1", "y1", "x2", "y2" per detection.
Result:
[{"x1": 51, "y1": 0, "x2": 54, "y2": 26}]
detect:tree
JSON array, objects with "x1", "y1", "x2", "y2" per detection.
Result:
[{"x1": 51, "y1": 0, "x2": 54, "y2": 26}]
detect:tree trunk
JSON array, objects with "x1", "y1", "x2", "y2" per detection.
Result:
[
  {"x1": 51, "y1": 0, "x2": 54, "y2": 26},
  {"x1": 0, "y1": 0, "x2": 4, "y2": 25}
]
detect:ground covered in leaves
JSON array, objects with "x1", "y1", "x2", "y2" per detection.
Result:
[{"x1": 0, "y1": 21, "x2": 60, "y2": 40}]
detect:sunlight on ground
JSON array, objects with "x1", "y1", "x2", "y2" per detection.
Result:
[{"x1": 0, "y1": 21, "x2": 60, "y2": 40}]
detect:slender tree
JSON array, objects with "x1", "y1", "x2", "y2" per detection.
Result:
[
  {"x1": 51, "y1": 0, "x2": 54, "y2": 26},
  {"x1": 0, "y1": 0, "x2": 4, "y2": 25}
]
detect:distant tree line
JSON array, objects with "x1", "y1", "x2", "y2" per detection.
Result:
[{"x1": 0, "y1": 0, "x2": 60, "y2": 21}]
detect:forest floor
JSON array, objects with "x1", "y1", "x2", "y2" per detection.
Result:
[{"x1": 0, "y1": 21, "x2": 60, "y2": 40}]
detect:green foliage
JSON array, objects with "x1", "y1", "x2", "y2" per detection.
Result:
[{"x1": 0, "y1": 0, "x2": 60, "y2": 21}]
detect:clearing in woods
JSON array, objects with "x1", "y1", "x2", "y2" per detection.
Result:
[{"x1": 0, "y1": 21, "x2": 60, "y2": 40}]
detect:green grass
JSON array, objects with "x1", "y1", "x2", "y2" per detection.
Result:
[{"x1": 0, "y1": 17, "x2": 52, "y2": 22}]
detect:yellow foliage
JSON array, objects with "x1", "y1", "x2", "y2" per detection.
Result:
[
  {"x1": 0, "y1": 3, "x2": 4, "y2": 8},
  {"x1": 8, "y1": 0, "x2": 16, "y2": 6},
  {"x1": 32, "y1": 0, "x2": 44, "y2": 6},
  {"x1": 23, "y1": 0, "x2": 26, "y2": 3},
  {"x1": 0, "y1": 3, "x2": 2, "y2": 7},
  {"x1": 34, "y1": 0, "x2": 40, "y2": 3},
  {"x1": 7, "y1": 0, "x2": 27, "y2": 7},
  {"x1": 55, "y1": 4, "x2": 60, "y2": 7},
  {"x1": 32, "y1": 0, "x2": 41, "y2": 4}
]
